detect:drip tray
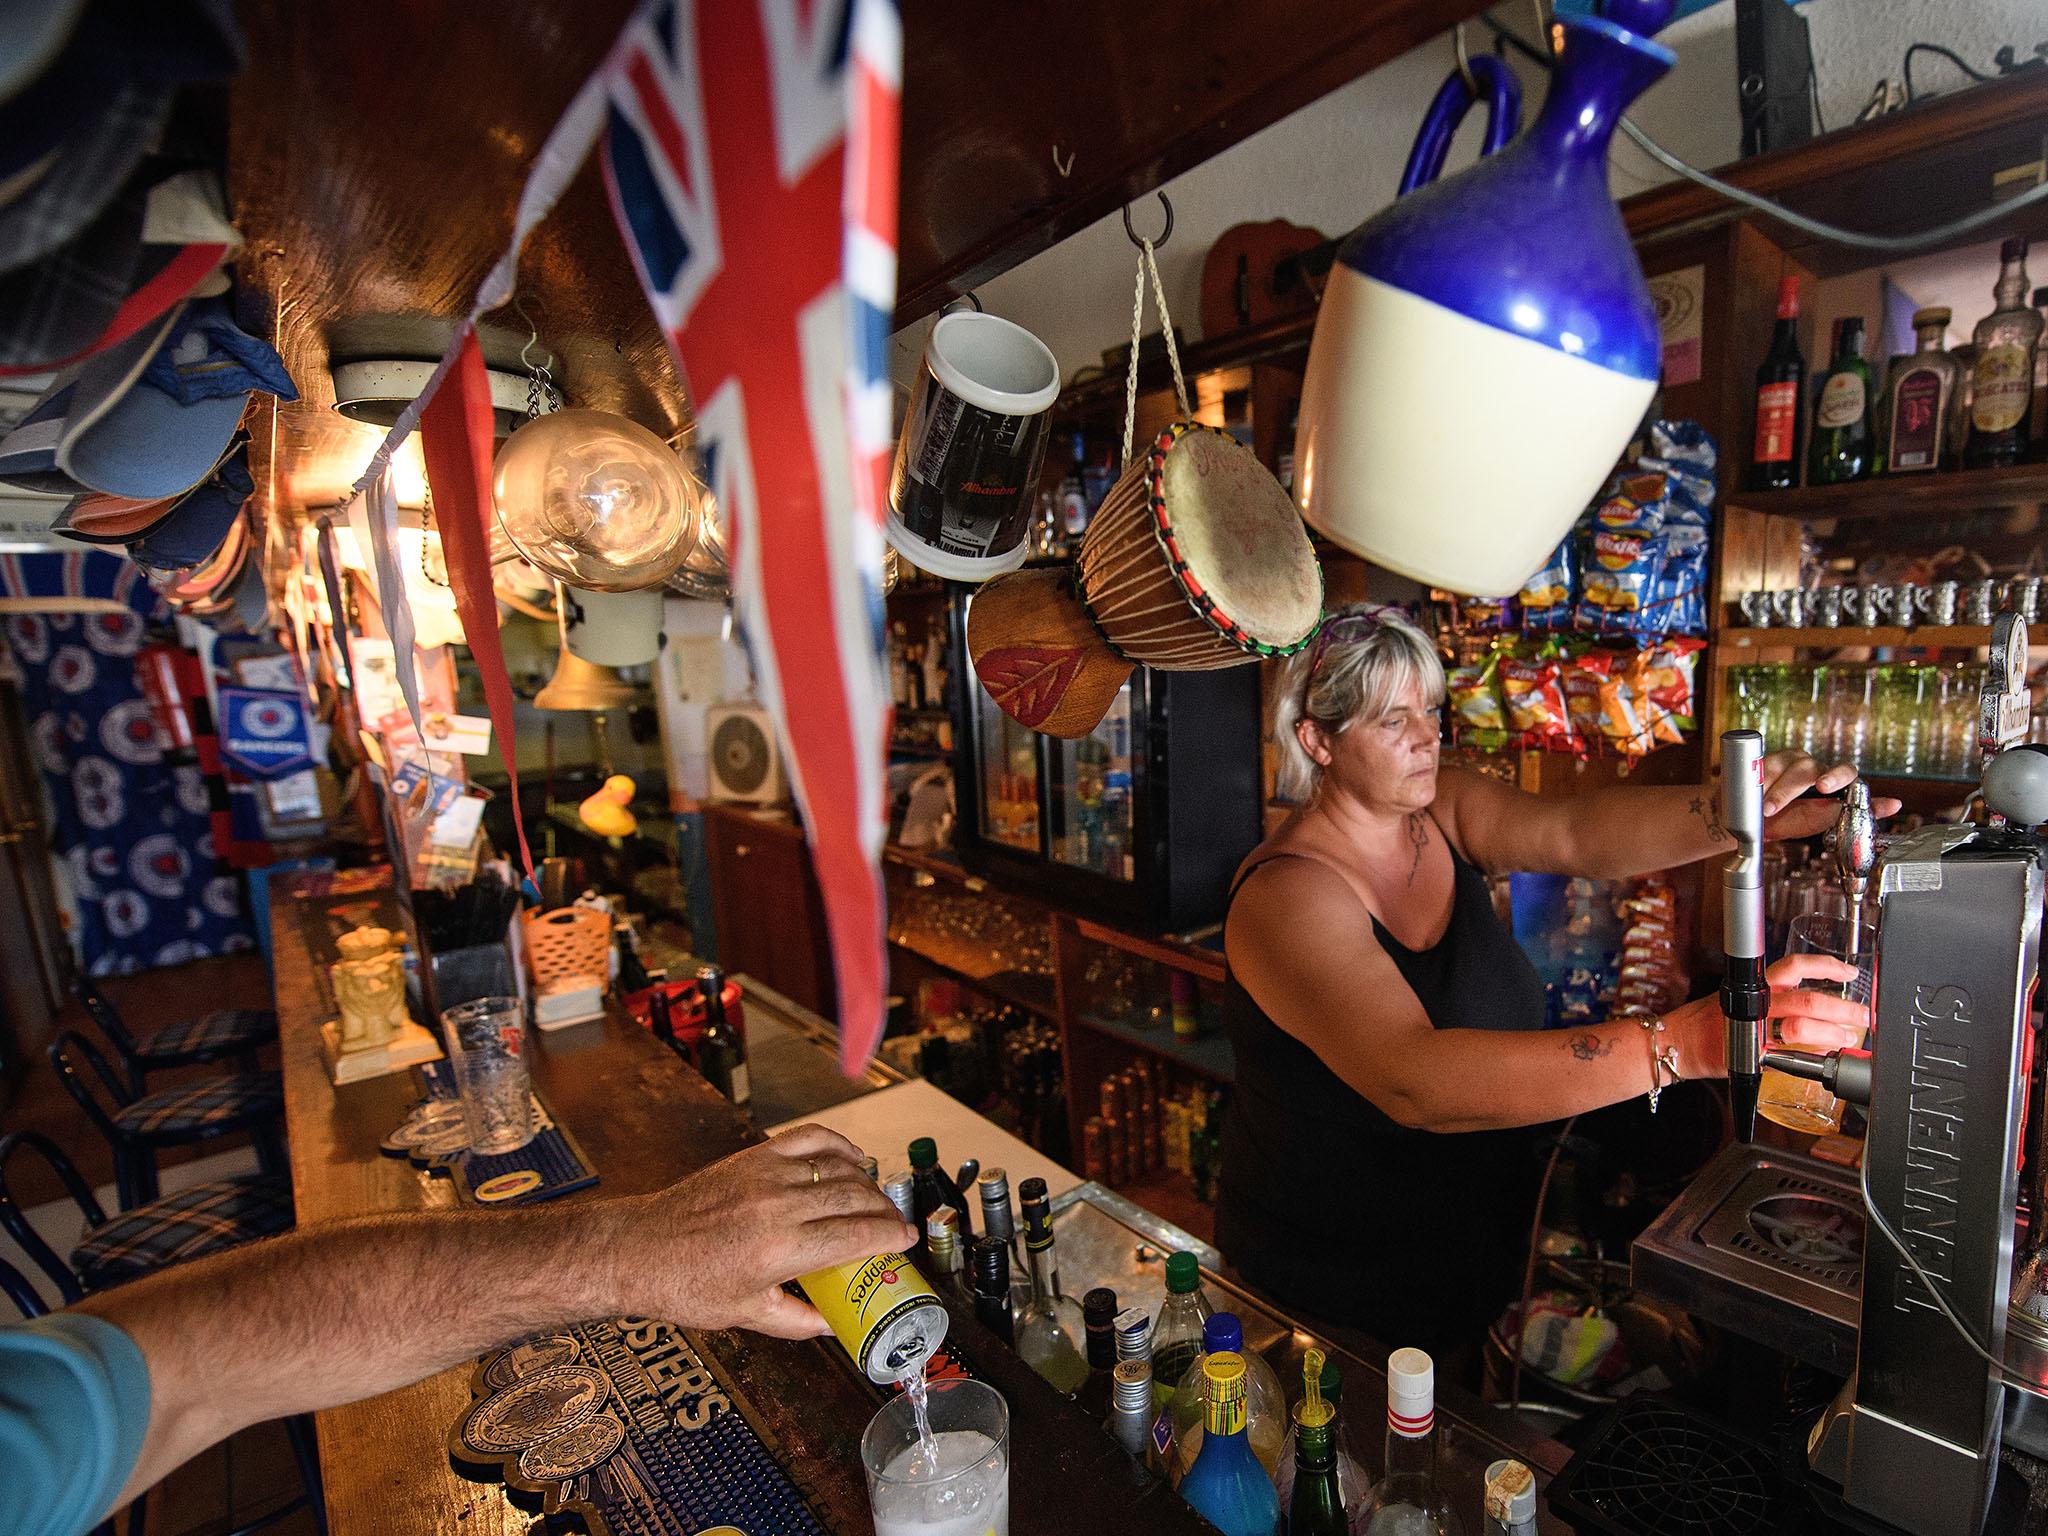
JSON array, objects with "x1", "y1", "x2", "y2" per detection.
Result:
[{"x1": 1632, "y1": 1143, "x2": 1862, "y2": 1374}]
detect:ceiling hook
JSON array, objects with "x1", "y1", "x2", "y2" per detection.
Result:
[
  {"x1": 1122, "y1": 193, "x2": 1173, "y2": 251},
  {"x1": 511, "y1": 293, "x2": 546, "y2": 371},
  {"x1": 1453, "y1": 22, "x2": 1479, "y2": 94}
]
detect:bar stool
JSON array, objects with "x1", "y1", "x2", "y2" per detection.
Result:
[
  {"x1": 74, "y1": 976, "x2": 276, "y2": 1096},
  {"x1": 47, "y1": 1032, "x2": 286, "y2": 1209},
  {"x1": 0, "y1": 1131, "x2": 295, "y2": 1297}
]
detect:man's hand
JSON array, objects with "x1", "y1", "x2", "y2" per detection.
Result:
[
  {"x1": 613, "y1": 1124, "x2": 919, "y2": 1339},
  {"x1": 1758, "y1": 750, "x2": 1902, "y2": 842}
]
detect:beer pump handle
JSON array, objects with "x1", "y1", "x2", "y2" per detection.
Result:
[{"x1": 1721, "y1": 731, "x2": 1768, "y2": 1141}]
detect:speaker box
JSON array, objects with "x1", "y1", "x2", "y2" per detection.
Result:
[{"x1": 1737, "y1": 0, "x2": 1816, "y2": 157}]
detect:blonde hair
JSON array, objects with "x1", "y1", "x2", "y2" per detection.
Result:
[{"x1": 1271, "y1": 603, "x2": 1445, "y2": 802}]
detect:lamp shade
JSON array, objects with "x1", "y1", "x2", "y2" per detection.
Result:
[{"x1": 492, "y1": 408, "x2": 703, "y2": 592}]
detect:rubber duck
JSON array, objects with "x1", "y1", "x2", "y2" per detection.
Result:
[{"x1": 578, "y1": 774, "x2": 639, "y2": 839}]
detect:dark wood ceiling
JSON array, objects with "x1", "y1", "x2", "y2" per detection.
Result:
[{"x1": 227, "y1": 0, "x2": 1485, "y2": 522}]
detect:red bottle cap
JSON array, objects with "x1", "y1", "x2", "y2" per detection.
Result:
[{"x1": 1775, "y1": 276, "x2": 1799, "y2": 320}]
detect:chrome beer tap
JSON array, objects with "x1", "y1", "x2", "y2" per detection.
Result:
[
  {"x1": 1826, "y1": 779, "x2": 1880, "y2": 947},
  {"x1": 1720, "y1": 730, "x2": 1768, "y2": 1142}
]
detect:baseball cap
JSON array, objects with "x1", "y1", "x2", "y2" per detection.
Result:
[
  {"x1": 52, "y1": 490, "x2": 172, "y2": 543},
  {"x1": 0, "y1": 0, "x2": 87, "y2": 108},
  {"x1": 126, "y1": 437, "x2": 250, "y2": 569}
]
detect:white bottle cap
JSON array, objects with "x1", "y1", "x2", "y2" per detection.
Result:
[{"x1": 1386, "y1": 1346, "x2": 1435, "y2": 1437}]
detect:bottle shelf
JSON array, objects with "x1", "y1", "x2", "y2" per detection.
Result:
[
  {"x1": 1076, "y1": 1009, "x2": 1235, "y2": 1083},
  {"x1": 1724, "y1": 461, "x2": 2048, "y2": 523},
  {"x1": 1713, "y1": 624, "x2": 2048, "y2": 657}
]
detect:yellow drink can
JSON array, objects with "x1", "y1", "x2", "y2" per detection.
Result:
[{"x1": 798, "y1": 1251, "x2": 949, "y2": 1384}]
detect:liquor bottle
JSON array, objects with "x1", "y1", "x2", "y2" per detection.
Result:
[
  {"x1": 647, "y1": 983, "x2": 675, "y2": 1046},
  {"x1": 1077, "y1": 1287, "x2": 1122, "y2": 1421},
  {"x1": 925, "y1": 1207, "x2": 968, "y2": 1301},
  {"x1": 1360, "y1": 1348, "x2": 1464, "y2": 1535},
  {"x1": 881, "y1": 1170, "x2": 917, "y2": 1228},
  {"x1": 1152, "y1": 1251, "x2": 1214, "y2": 1413},
  {"x1": 1179, "y1": 1353, "x2": 1282, "y2": 1536},
  {"x1": 2031, "y1": 286, "x2": 2048, "y2": 458},
  {"x1": 1108, "y1": 1358, "x2": 1158, "y2": 1466},
  {"x1": 970, "y1": 1235, "x2": 1015, "y2": 1346},
  {"x1": 1286, "y1": 1348, "x2": 1346, "y2": 1536},
  {"x1": 1481, "y1": 1460, "x2": 1539, "y2": 1536},
  {"x1": 1966, "y1": 238, "x2": 2043, "y2": 467},
  {"x1": 1167, "y1": 1312, "x2": 1287, "y2": 1485},
  {"x1": 1014, "y1": 1177, "x2": 1090, "y2": 1392},
  {"x1": 1276, "y1": 1353, "x2": 1366, "y2": 1523},
  {"x1": 1059, "y1": 431, "x2": 1091, "y2": 542},
  {"x1": 907, "y1": 1136, "x2": 974, "y2": 1242},
  {"x1": 1881, "y1": 307, "x2": 1960, "y2": 475},
  {"x1": 1807, "y1": 315, "x2": 1873, "y2": 485},
  {"x1": 974, "y1": 1167, "x2": 1029, "y2": 1311},
  {"x1": 695, "y1": 966, "x2": 750, "y2": 1109},
  {"x1": 1746, "y1": 275, "x2": 1806, "y2": 490}
]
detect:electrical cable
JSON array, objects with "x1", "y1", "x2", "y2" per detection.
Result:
[
  {"x1": 1509, "y1": 1112, "x2": 1578, "y2": 1414},
  {"x1": 1903, "y1": 41, "x2": 1993, "y2": 105}
]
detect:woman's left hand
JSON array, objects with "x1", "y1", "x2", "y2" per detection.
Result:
[{"x1": 1759, "y1": 751, "x2": 1903, "y2": 842}]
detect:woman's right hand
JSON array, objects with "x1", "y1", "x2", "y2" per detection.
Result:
[{"x1": 1666, "y1": 954, "x2": 1871, "y2": 1080}]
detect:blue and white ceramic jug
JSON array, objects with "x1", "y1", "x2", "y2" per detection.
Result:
[{"x1": 1294, "y1": 5, "x2": 1676, "y2": 595}]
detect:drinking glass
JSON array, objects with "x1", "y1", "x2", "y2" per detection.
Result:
[
  {"x1": 1872, "y1": 663, "x2": 1934, "y2": 775},
  {"x1": 864, "y1": 1377, "x2": 1011, "y2": 1536},
  {"x1": 1785, "y1": 664, "x2": 1824, "y2": 757},
  {"x1": 1757, "y1": 914, "x2": 1876, "y2": 1136},
  {"x1": 441, "y1": 996, "x2": 535, "y2": 1154},
  {"x1": 1824, "y1": 663, "x2": 1872, "y2": 770}
]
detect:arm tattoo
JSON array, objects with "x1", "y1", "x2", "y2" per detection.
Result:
[
  {"x1": 1689, "y1": 794, "x2": 1727, "y2": 844},
  {"x1": 1567, "y1": 1032, "x2": 1615, "y2": 1062},
  {"x1": 1405, "y1": 812, "x2": 1428, "y2": 887}
]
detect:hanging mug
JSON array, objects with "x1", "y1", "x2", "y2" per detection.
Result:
[
  {"x1": 1964, "y1": 577, "x2": 1999, "y2": 626},
  {"x1": 887, "y1": 309, "x2": 1061, "y2": 581},
  {"x1": 1739, "y1": 590, "x2": 1776, "y2": 627},
  {"x1": 1918, "y1": 579, "x2": 1960, "y2": 626},
  {"x1": 1808, "y1": 587, "x2": 1842, "y2": 627}
]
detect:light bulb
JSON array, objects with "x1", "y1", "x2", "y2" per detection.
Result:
[{"x1": 492, "y1": 408, "x2": 702, "y2": 592}]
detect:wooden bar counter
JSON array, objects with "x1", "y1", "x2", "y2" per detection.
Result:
[{"x1": 271, "y1": 872, "x2": 1218, "y2": 1536}]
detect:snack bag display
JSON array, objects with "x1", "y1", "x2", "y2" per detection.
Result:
[
  {"x1": 1460, "y1": 593, "x2": 1516, "y2": 632},
  {"x1": 1632, "y1": 638, "x2": 1703, "y2": 747},
  {"x1": 1639, "y1": 421, "x2": 1716, "y2": 638},
  {"x1": 1518, "y1": 537, "x2": 1575, "y2": 630},
  {"x1": 1500, "y1": 653, "x2": 1571, "y2": 748},
  {"x1": 1449, "y1": 655, "x2": 1509, "y2": 744},
  {"x1": 1561, "y1": 647, "x2": 1646, "y2": 757},
  {"x1": 1575, "y1": 473, "x2": 1669, "y2": 638}
]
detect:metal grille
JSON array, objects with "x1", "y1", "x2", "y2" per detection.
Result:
[
  {"x1": 1548, "y1": 1396, "x2": 1796, "y2": 1536},
  {"x1": 1695, "y1": 1165, "x2": 1863, "y2": 1295}
]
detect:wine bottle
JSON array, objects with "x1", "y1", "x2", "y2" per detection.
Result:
[
  {"x1": 1013, "y1": 1178, "x2": 1089, "y2": 1392},
  {"x1": 907, "y1": 1136, "x2": 974, "y2": 1242},
  {"x1": 1807, "y1": 315, "x2": 1873, "y2": 485},
  {"x1": 1077, "y1": 1287, "x2": 1121, "y2": 1421},
  {"x1": 970, "y1": 1235, "x2": 1014, "y2": 1346},
  {"x1": 1108, "y1": 1358, "x2": 1158, "y2": 1466},
  {"x1": 695, "y1": 966, "x2": 749, "y2": 1109},
  {"x1": 1747, "y1": 275, "x2": 1806, "y2": 490}
]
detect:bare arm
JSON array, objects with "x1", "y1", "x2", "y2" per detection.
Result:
[
  {"x1": 1226, "y1": 860, "x2": 1867, "y2": 1133},
  {"x1": 72, "y1": 1125, "x2": 915, "y2": 1507},
  {"x1": 1433, "y1": 755, "x2": 1901, "y2": 881}
]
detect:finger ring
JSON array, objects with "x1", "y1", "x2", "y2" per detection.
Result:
[{"x1": 808, "y1": 1158, "x2": 820, "y2": 1184}]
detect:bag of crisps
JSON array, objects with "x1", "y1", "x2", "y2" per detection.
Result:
[
  {"x1": 1575, "y1": 473, "x2": 1668, "y2": 638},
  {"x1": 1448, "y1": 655, "x2": 1509, "y2": 749},
  {"x1": 1518, "y1": 536, "x2": 1575, "y2": 630},
  {"x1": 1501, "y1": 653, "x2": 1571, "y2": 748}
]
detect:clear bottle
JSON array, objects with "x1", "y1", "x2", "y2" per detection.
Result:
[
  {"x1": 1168, "y1": 1312, "x2": 1287, "y2": 1485},
  {"x1": 1013, "y1": 1177, "x2": 1089, "y2": 1392},
  {"x1": 1275, "y1": 1353, "x2": 1367, "y2": 1527},
  {"x1": 1480, "y1": 1460, "x2": 1538, "y2": 1536},
  {"x1": 1152, "y1": 1250, "x2": 1214, "y2": 1413},
  {"x1": 1361, "y1": 1349, "x2": 1463, "y2": 1536},
  {"x1": 1286, "y1": 1349, "x2": 1347, "y2": 1536},
  {"x1": 1967, "y1": 238, "x2": 2043, "y2": 467},
  {"x1": 1179, "y1": 1353, "x2": 1282, "y2": 1536},
  {"x1": 1881, "y1": 306, "x2": 1960, "y2": 474}
]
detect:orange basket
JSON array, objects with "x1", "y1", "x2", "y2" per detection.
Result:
[{"x1": 520, "y1": 906, "x2": 612, "y2": 992}]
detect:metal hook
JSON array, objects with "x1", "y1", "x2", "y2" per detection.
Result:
[
  {"x1": 1122, "y1": 193, "x2": 1173, "y2": 251},
  {"x1": 940, "y1": 291, "x2": 984, "y2": 315},
  {"x1": 1453, "y1": 22, "x2": 1479, "y2": 94},
  {"x1": 512, "y1": 293, "x2": 545, "y2": 370}
]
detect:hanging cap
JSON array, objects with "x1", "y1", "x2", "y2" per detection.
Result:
[
  {"x1": 907, "y1": 1137, "x2": 937, "y2": 1169},
  {"x1": 1387, "y1": 1347, "x2": 1435, "y2": 1437},
  {"x1": 1203, "y1": 1312, "x2": 1242, "y2": 1354},
  {"x1": 1165, "y1": 1251, "x2": 1200, "y2": 1293},
  {"x1": 1484, "y1": 1460, "x2": 1538, "y2": 1525}
]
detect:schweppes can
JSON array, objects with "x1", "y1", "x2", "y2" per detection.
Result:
[{"x1": 798, "y1": 1251, "x2": 948, "y2": 1383}]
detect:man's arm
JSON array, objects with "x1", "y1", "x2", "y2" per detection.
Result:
[
  {"x1": 72, "y1": 1124, "x2": 915, "y2": 1510},
  {"x1": 1433, "y1": 755, "x2": 1897, "y2": 880}
]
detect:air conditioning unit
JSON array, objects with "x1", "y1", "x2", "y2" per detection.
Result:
[{"x1": 705, "y1": 701, "x2": 786, "y2": 806}]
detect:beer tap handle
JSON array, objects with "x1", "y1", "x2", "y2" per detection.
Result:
[
  {"x1": 1827, "y1": 780, "x2": 1880, "y2": 939},
  {"x1": 1721, "y1": 731, "x2": 1768, "y2": 1141}
]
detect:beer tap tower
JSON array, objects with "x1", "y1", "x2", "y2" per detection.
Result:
[{"x1": 1717, "y1": 612, "x2": 2042, "y2": 1535}]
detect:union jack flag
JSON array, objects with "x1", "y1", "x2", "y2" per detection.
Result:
[{"x1": 602, "y1": 0, "x2": 900, "y2": 1075}]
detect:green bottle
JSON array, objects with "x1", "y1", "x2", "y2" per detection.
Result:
[
  {"x1": 1808, "y1": 315, "x2": 1874, "y2": 485},
  {"x1": 1287, "y1": 1348, "x2": 1347, "y2": 1536}
]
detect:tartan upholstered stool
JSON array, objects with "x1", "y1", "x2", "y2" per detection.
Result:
[
  {"x1": 47, "y1": 1032, "x2": 287, "y2": 1208},
  {"x1": 75, "y1": 976, "x2": 276, "y2": 1095}
]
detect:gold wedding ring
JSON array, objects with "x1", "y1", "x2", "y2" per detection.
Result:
[{"x1": 808, "y1": 1157, "x2": 820, "y2": 1184}]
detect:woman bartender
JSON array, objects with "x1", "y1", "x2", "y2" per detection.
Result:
[{"x1": 1216, "y1": 603, "x2": 1887, "y2": 1357}]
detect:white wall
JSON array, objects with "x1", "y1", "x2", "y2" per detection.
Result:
[{"x1": 891, "y1": 1, "x2": 2046, "y2": 393}]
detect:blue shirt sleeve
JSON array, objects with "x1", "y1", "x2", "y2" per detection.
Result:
[{"x1": 0, "y1": 1314, "x2": 151, "y2": 1536}]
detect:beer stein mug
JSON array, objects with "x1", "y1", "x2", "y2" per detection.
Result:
[
  {"x1": 1739, "y1": 590, "x2": 1776, "y2": 627},
  {"x1": 1808, "y1": 587, "x2": 1842, "y2": 627},
  {"x1": 2009, "y1": 576, "x2": 2044, "y2": 623},
  {"x1": 1918, "y1": 579, "x2": 1960, "y2": 626},
  {"x1": 1771, "y1": 589, "x2": 1806, "y2": 627},
  {"x1": 1964, "y1": 577, "x2": 1999, "y2": 626},
  {"x1": 1836, "y1": 584, "x2": 1868, "y2": 626}
]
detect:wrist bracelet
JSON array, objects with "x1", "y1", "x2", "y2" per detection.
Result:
[{"x1": 1637, "y1": 1013, "x2": 1681, "y2": 1113}]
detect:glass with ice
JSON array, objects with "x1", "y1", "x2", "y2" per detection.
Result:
[
  {"x1": 440, "y1": 996, "x2": 535, "y2": 1154},
  {"x1": 863, "y1": 1376, "x2": 1010, "y2": 1536}
]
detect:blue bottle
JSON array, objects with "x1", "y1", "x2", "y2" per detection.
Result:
[
  {"x1": 1180, "y1": 1351, "x2": 1280, "y2": 1536},
  {"x1": 1295, "y1": 1, "x2": 1678, "y2": 598}
]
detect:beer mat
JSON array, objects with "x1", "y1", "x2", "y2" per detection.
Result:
[
  {"x1": 450, "y1": 1316, "x2": 829, "y2": 1536},
  {"x1": 386, "y1": 1065, "x2": 599, "y2": 1207}
]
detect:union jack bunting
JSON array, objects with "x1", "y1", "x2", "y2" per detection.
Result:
[{"x1": 602, "y1": 0, "x2": 901, "y2": 1074}]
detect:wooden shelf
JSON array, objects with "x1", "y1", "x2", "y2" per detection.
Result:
[
  {"x1": 1724, "y1": 463, "x2": 2048, "y2": 523},
  {"x1": 1076, "y1": 1009, "x2": 1234, "y2": 1083},
  {"x1": 1073, "y1": 917, "x2": 1227, "y2": 985},
  {"x1": 1714, "y1": 625, "x2": 2048, "y2": 658}
]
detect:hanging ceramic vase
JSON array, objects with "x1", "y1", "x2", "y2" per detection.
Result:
[{"x1": 1294, "y1": 4, "x2": 1677, "y2": 596}]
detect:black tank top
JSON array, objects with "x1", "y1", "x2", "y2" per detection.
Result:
[{"x1": 1215, "y1": 829, "x2": 1552, "y2": 1357}]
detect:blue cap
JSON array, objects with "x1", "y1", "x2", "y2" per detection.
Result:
[
  {"x1": 126, "y1": 440, "x2": 249, "y2": 569},
  {"x1": 1203, "y1": 1312, "x2": 1242, "y2": 1354}
]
